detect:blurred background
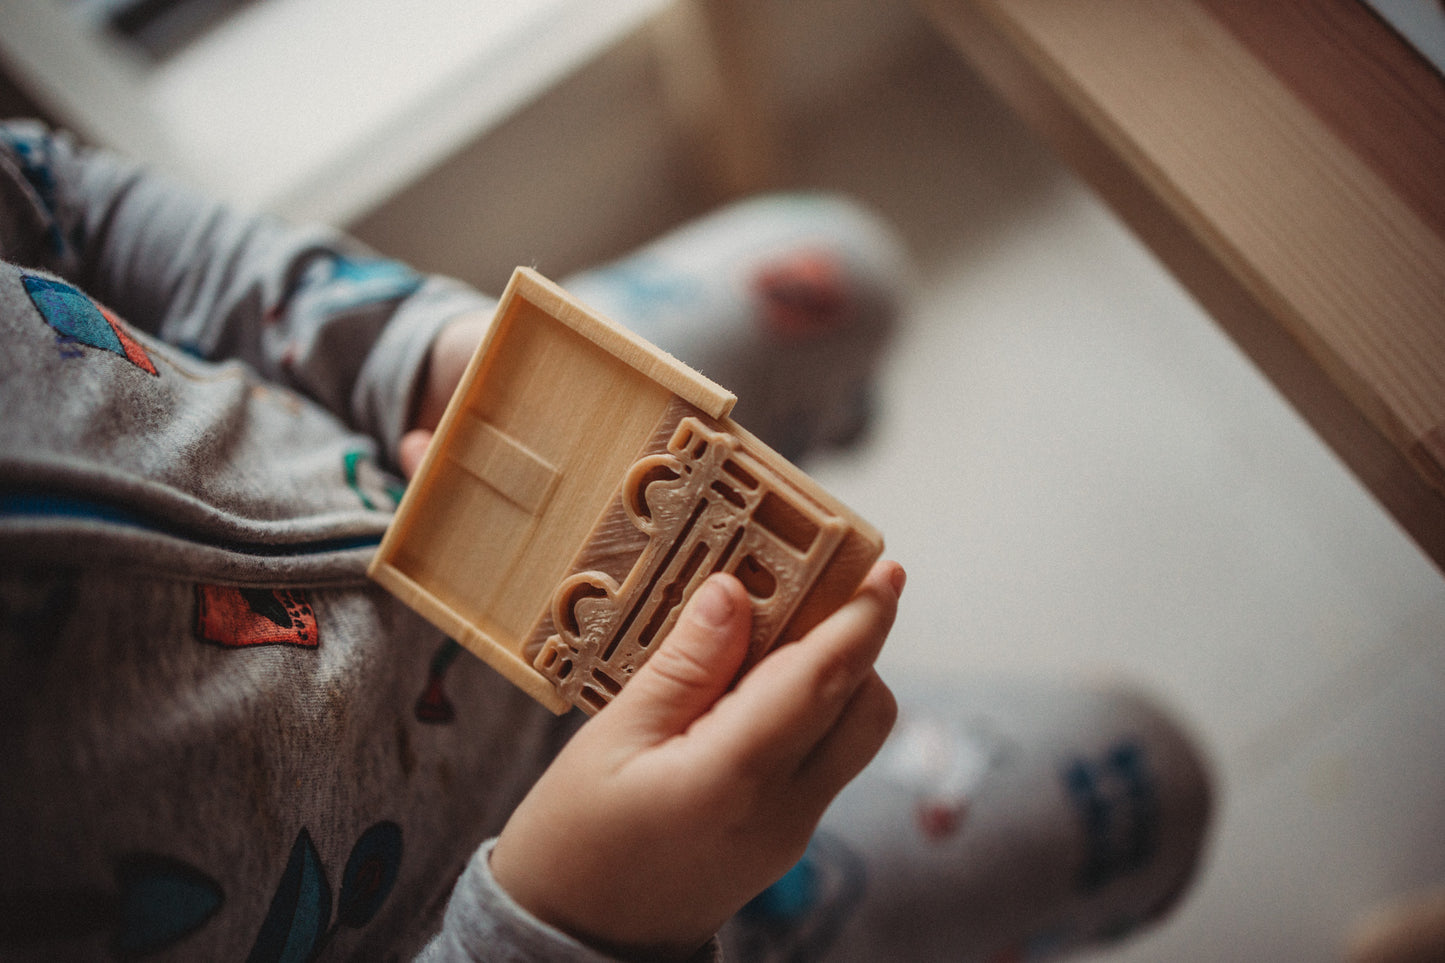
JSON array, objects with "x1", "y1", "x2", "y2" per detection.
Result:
[{"x1": 3, "y1": 0, "x2": 1444, "y2": 959}]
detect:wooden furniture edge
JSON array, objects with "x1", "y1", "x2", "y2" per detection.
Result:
[
  {"x1": 1197, "y1": 0, "x2": 1445, "y2": 240},
  {"x1": 916, "y1": 0, "x2": 1445, "y2": 573}
]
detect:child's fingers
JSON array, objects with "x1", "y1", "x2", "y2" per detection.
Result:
[
  {"x1": 603, "y1": 573, "x2": 753, "y2": 744},
  {"x1": 706, "y1": 560, "x2": 903, "y2": 776},
  {"x1": 398, "y1": 429, "x2": 433, "y2": 479},
  {"x1": 794, "y1": 668, "x2": 897, "y2": 809}
]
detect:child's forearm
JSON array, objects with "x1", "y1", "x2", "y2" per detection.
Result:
[{"x1": 0, "y1": 120, "x2": 493, "y2": 464}]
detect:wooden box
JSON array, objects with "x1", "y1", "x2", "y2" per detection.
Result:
[{"x1": 369, "y1": 268, "x2": 883, "y2": 714}]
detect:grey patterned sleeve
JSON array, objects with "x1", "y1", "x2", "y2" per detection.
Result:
[
  {"x1": 0, "y1": 118, "x2": 493, "y2": 463},
  {"x1": 417, "y1": 840, "x2": 725, "y2": 963}
]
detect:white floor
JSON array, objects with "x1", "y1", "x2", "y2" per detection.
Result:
[
  {"x1": 358, "y1": 14, "x2": 1445, "y2": 961},
  {"x1": 784, "y1": 28, "x2": 1445, "y2": 963}
]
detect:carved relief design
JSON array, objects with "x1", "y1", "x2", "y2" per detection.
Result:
[{"x1": 532, "y1": 406, "x2": 848, "y2": 713}]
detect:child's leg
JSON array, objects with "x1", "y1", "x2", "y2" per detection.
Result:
[
  {"x1": 562, "y1": 192, "x2": 910, "y2": 462},
  {"x1": 561, "y1": 196, "x2": 1214, "y2": 958},
  {"x1": 723, "y1": 676, "x2": 1214, "y2": 962}
]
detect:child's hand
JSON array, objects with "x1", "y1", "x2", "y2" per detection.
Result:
[
  {"x1": 400, "y1": 312, "x2": 490, "y2": 478},
  {"x1": 490, "y1": 560, "x2": 904, "y2": 960}
]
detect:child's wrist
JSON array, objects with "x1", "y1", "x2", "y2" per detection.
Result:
[
  {"x1": 488, "y1": 841, "x2": 713, "y2": 962},
  {"x1": 410, "y1": 311, "x2": 490, "y2": 433}
]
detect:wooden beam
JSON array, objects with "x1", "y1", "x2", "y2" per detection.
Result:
[{"x1": 918, "y1": 0, "x2": 1445, "y2": 572}]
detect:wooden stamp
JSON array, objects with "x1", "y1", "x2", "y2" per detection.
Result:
[{"x1": 369, "y1": 268, "x2": 882, "y2": 714}]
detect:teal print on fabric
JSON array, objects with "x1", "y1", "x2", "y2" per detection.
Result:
[
  {"x1": 285, "y1": 256, "x2": 422, "y2": 321},
  {"x1": 330, "y1": 256, "x2": 419, "y2": 289},
  {"x1": 323, "y1": 255, "x2": 422, "y2": 311},
  {"x1": 26, "y1": 275, "x2": 123, "y2": 351},
  {"x1": 248, "y1": 830, "x2": 329, "y2": 963},
  {"x1": 248, "y1": 822, "x2": 403, "y2": 963},
  {"x1": 583, "y1": 255, "x2": 701, "y2": 325},
  {"x1": 1063, "y1": 740, "x2": 1160, "y2": 894},
  {"x1": 1, "y1": 128, "x2": 67, "y2": 256},
  {"x1": 22, "y1": 275, "x2": 158, "y2": 375},
  {"x1": 343, "y1": 451, "x2": 378, "y2": 511},
  {"x1": 342, "y1": 450, "x2": 403, "y2": 511},
  {"x1": 734, "y1": 832, "x2": 865, "y2": 961},
  {"x1": 114, "y1": 856, "x2": 226, "y2": 957},
  {"x1": 0, "y1": 854, "x2": 223, "y2": 956}
]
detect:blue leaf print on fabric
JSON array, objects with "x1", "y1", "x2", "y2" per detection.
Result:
[
  {"x1": 247, "y1": 829, "x2": 331, "y2": 963},
  {"x1": 0, "y1": 853, "x2": 222, "y2": 957},
  {"x1": 113, "y1": 855, "x2": 224, "y2": 957},
  {"x1": 336, "y1": 821, "x2": 403, "y2": 929}
]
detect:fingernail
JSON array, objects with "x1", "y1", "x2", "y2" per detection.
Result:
[
  {"x1": 888, "y1": 564, "x2": 907, "y2": 597},
  {"x1": 691, "y1": 576, "x2": 736, "y2": 629}
]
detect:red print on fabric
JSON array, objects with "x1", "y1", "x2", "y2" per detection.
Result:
[
  {"x1": 753, "y1": 251, "x2": 848, "y2": 340},
  {"x1": 195, "y1": 586, "x2": 318, "y2": 648},
  {"x1": 21, "y1": 274, "x2": 158, "y2": 375},
  {"x1": 99, "y1": 303, "x2": 159, "y2": 376},
  {"x1": 414, "y1": 639, "x2": 462, "y2": 724},
  {"x1": 915, "y1": 798, "x2": 969, "y2": 841}
]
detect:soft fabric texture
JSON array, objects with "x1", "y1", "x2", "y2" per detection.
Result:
[
  {"x1": 0, "y1": 119, "x2": 1209, "y2": 962},
  {"x1": 725, "y1": 676, "x2": 1213, "y2": 962},
  {"x1": 0, "y1": 120, "x2": 905, "y2": 960},
  {"x1": 0, "y1": 119, "x2": 570, "y2": 960}
]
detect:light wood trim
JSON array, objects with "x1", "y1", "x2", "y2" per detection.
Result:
[
  {"x1": 449, "y1": 414, "x2": 561, "y2": 516},
  {"x1": 651, "y1": 0, "x2": 780, "y2": 199},
  {"x1": 508, "y1": 268, "x2": 737, "y2": 420},
  {"x1": 370, "y1": 560, "x2": 573, "y2": 713},
  {"x1": 372, "y1": 267, "x2": 875, "y2": 713},
  {"x1": 919, "y1": 0, "x2": 1445, "y2": 572}
]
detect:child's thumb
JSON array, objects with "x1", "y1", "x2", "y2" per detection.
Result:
[{"x1": 608, "y1": 573, "x2": 752, "y2": 737}]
